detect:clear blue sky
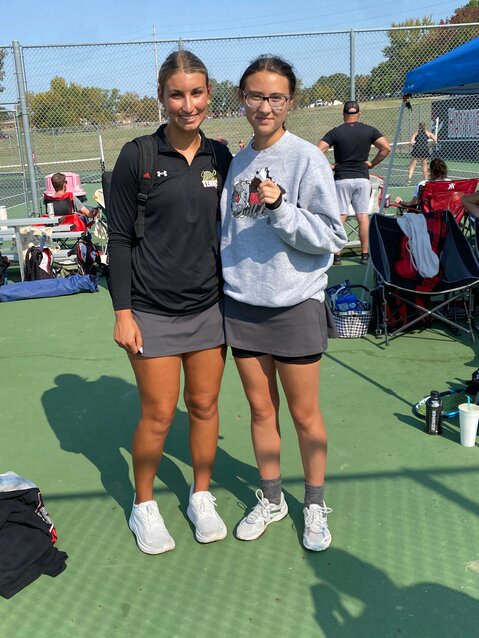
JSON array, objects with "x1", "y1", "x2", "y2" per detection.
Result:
[{"x1": 0, "y1": 0, "x2": 467, "y2": 45}]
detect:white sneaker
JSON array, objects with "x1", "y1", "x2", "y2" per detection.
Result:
[
  {"x1": 186, "y1": 486, "x2": 227, "y2": 543},
  {"x1": 128, "y1": 498, "x2": 175, "y2": 555},
  {"x1": 303, "y1": 503, "x2": 332, "y2": 551},
  {"x1": 236, "y1": 489, "x2": 288, "y2": 541}
]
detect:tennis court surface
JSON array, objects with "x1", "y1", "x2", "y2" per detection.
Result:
[{"x1": 1, "y1": 260, "x2": 479, "y2": 637}]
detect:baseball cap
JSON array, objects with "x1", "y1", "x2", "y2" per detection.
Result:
[{"x1": 343, "y1": 100, "x2": 360, "y2": 114}]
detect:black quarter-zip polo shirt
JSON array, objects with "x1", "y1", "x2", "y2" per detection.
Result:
[{"x1": 108, "y1": 125, "x2": 232, "y2": 315}]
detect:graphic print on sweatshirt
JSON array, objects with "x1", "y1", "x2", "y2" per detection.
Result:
[{"x1": 231, "y1": 167, "x2": 285, "y2": 219}]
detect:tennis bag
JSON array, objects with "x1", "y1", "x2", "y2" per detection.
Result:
[
  {"x1": 0, "y1": 251, "x2": 10, "y2": 285},
  {"x1": 73, "y1": 231, "x2": 104, "y2": 276},
  {"x1": 24, "y1": 246, "x2": 54, "y2": 281}
]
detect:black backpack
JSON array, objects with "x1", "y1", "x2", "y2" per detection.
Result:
[
  {"x1": 0, "y1": 251, "x2": 10, "y2": 285},
  {"x1": 70, "y1": 230, "x2": 105, "y2": 277},
  {"x1": 24, "y1": 246, "x2": 54, "y2": 281},
  {"x1": 104, "y1": 133, "x2": 228, "y2": 240}
]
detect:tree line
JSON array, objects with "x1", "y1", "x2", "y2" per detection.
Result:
[{"x1": 1, "y1": 3, "x2": 478, "y2": 128}]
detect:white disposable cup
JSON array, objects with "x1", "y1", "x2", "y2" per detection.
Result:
[{"x1": 458, "y1": 403, "x2": 479, "y2": 447}]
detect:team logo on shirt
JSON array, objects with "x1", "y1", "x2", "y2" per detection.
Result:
[
  {"x1": 201, "y1": 169, "x2": 218, "y2": 188},
  {"x1": 231, "y1": 167, "x2": 285, "y2": 219}
]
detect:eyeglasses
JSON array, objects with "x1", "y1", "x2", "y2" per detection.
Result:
[{"x1": 242, "y1": 91, "x2": 290, "y2": 111}]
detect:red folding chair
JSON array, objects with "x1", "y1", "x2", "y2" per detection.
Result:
[
  {"x1": 388, "y1": 178, "x2": 479, "y2": 241},
  {"x1": 418, "y1": 178, "x2": 479, "y2": 225},
  {"x1": 43, "y1": 191, "x2": 74, "y2": 216},
  {"x1": 42, "y1": 192, "x2": 94, "y2": 232}
]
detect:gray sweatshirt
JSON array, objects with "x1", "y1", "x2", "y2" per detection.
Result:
[{"x1": 220, "y1": 131, "x2": 347, "y2": 307}]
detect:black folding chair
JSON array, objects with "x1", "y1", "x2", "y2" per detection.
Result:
[{"x1": 369, "y1": 210, "x2": 479, "y2": 345}]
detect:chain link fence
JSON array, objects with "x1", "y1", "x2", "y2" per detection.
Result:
[{"x1": 1, "y1": 23, "x2": 479, "y2": 215}]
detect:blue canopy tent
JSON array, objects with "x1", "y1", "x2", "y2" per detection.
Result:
[
  {"x1": 403, "y1": 36, "x2": 479, "y2": 95},
  {"x1": 381, "y1": 36, "x2": 479, "y2": 209}
]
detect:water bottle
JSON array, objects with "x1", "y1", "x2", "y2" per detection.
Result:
[
  {"x1": 425, "y1": 391, "x2": 443, "y2": 435},
  {"x1": 472, "y1": 369, "x2": 479, "y2": 404},
  {"x1": 47, "y1": 202, "x2": 55, "y2": 218}
]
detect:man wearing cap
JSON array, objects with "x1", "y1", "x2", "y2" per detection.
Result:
[{"x1": 318, "y1": 101, "x2": 390, "y2": 264}]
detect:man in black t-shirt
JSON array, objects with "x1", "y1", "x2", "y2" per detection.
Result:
[{"x1": 318, "y1": 101, "x2": 390, "y2": 264}]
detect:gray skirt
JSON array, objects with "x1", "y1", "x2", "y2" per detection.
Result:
[
  {"x1": 132, "y1": 301, "x2": 224, "y2": 357},
  {"x1": 224, "y1": 296, "x2": 338, "y2": 358}
]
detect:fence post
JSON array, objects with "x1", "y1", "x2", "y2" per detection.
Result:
[
  {"x1": 349, "y1": 29, "x2": 356, "y2": 101},
  {"x1": 153, "y1": 25, "x2": 162, "y2": 124},
  {"x1": 12, "y1": 39, "x2": 40, "y2": 216}
]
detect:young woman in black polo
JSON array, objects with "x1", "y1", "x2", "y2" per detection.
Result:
[{"x1": 108, "y1": 50, "x2": 231, "y2": 554}]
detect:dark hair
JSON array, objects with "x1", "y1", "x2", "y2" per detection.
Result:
[
  {"x1": 238, "y1": 55, "x2": 296, "y2": 95},
  {"x1": 51, "y1": 172, "x2": 66, "y2": 191},
  {"x1": 418, "y1": 122, "x2": 426, "y2": 130},
  {"x1": 430, "y1": 158, "x2": 448, "y2": 180},
  {"x1": 158, "y1": 50, "x2": 209, "y2": 96}
]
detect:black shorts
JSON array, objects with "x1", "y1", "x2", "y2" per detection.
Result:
[{"x1": 231, "y1": 347, "x2": 322, "y2": 365}]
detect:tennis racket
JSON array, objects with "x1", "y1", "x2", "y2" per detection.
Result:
[{"x1": 413, "y1": 388, "x2": 469, "y2": 420}]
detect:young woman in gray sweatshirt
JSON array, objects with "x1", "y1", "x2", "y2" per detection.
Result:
[{"x1": 220, "y1": 55, "x2": 347, "y2": 552}]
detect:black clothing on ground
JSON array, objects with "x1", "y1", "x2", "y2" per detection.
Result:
[
  {"x1": 321, "y1": 122, "x2": 383, "y2": 180},
  {"x1": 108, "y1": 125, "x2": 232, "y2": 315},
  {"x1": 0, "y1": 487, "x2": 68, "y2": 599}
]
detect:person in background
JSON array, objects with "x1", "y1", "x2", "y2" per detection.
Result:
[
  {"x1": 395, "y1": 158, "x2": 449, "y2": 209},
  {"x1": 50, "y1": 172, "x2": 97, "y2": 220},
  {"x1": 107, "y1": 50, "x2": 232, "y2": 555},
  {"x1": 318, "y1": 101, "x2": 390, "y2": 265},
  {"x1": 221, "y1": 55, "x2": 346, "y2": 552},
  {"x1": 461, "y1": 192, "x2": 479, "y2": 218},
  {"x1": 407, "y1": 122, "x2": 437, "y2": 185}
]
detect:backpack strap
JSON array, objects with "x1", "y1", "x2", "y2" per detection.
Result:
[
  {"x1": 206, "y1": 138, "x2": 230, "y2": 196},
  {"x1": 133, "y1": 134, "x2": 158, "y2": 239},
  {"x1": 206, "y1": 139, "x2": 232, "y2": 222},
  {"x1": 132, "y1": 133, "x2": 227, "y2": 239}
]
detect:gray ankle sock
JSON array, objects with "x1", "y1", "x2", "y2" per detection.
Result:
[
  {"x1": 304, "y1": 482, "x2": 324, "y2": 508},
  {"x1": 260, "y1": 477, "x2": 282, "y2": 505}
]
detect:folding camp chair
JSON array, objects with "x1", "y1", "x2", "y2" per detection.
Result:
[
  {"x1": 417, "y1": 179, "x2": 478, "y2": 224},
  {"x1": 390, "y1": 178, "x2": 479, "y2": 237},
  {"x1": 369, "y1": 210, "x2": 479, "y2": 345},
  {"x1": 101, "y1": 170, "x2": 112, "y2": 212},
  {"x1": 42, "y1": 191, "x2": 97, "y2": 232},
  {"x1": 90, "y1": 171, "x2": 111, "y2": 251},
  {"x1": 41, "y1": 192, "x2": 98, "y2": 260},
  {"x1": 43, "y1": 191, "x2": 75, "y2": 217}
]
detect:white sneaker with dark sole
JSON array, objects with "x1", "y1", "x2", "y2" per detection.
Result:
[
  {"x1": 186, "y1": 487, "x2": 227, "y2": 543},
  {"x1": 235, "y1": 489, "x2": 288, "y2": 541},
  {"x1": 129, "y1": 498, "x2": 175, "y2": 555},
  {"x1": 303, "y1": 503, "x2": 332, "y2": 551}
]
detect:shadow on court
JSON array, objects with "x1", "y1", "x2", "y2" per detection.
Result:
[{"x1": 41, "y1": 373, "x2": 260, "y2": 517}]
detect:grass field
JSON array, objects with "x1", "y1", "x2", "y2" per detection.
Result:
[{"x1": 1, "y1": 96, "x2": 478, "y2": 217}]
